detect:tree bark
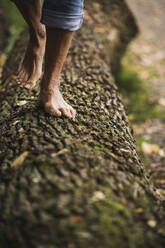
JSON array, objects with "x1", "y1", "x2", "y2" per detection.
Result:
[
  {"x1": 0, "y1": 1, "x2": 165, "y2": 248},
  {"x1": 87, "y1": 0, "x2": 139, "y2": 73}
]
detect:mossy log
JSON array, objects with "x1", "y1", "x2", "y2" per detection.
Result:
[
  {"x1": 0, "y1": 1, "x2": 165, "y2": 248},
  {"x1": 87, "y1": 0, "x2": 139, "y2": 73}
]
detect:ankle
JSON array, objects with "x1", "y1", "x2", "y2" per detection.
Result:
[
  {"x1": 40, "y1": 76, "x2": 60, "y2": 91},
  {"x1": 40, "y1": 85, "x2": 60, "y2": 94}
]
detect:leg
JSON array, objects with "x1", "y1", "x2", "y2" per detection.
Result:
[
  {"x1": 38, "y1": 28, "x2": 76, "y2": 119},
  {"x1": 38, "y1": 0, "x2": 84, "y2": 119},
  {"x1": 14, "y1": 0, "x2": 46, "y2": 89}
]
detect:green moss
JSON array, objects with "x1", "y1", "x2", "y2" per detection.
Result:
[
  {"x1": 115, "y1": 65, "x2": 165, "y2": 123},
  {"x1": 90, "y1": 200, "x2": 142, "y2": 248},
  {"x1": 1, "y1": 8, "x2": 165, "y2": 247}
]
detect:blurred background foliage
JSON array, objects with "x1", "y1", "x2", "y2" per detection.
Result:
[
  {"x1": 2, "y1": 0, "x2": 25, "y2": 54},
  {"x1": 116, "y1": 58, "x2": 165, "y2": 124}
]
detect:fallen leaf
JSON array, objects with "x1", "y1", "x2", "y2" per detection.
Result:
[
  {"x1": 155, "y1": 189, "x2": 165, "y2": 198},
  {"x1": 158, "y1": 98, "x2": 165, "y2": 107},
  {"x1": 136, "y1": 208, "x2": 144, "y2": 213},
  {"x1": 70, "y1": 215, "x2": 84, "y2": 223},
  {"x1": 11, "y1": 151, "x2": 29, "y2": 168},
  {"x1": 0, "y1": 53, "x2": 7, "y2": 77},
  {"x1": 51, "y1": 148, "x2": 69, "y2": 158},
  {"x1": 90, "y1": 131, "x2": 98, "y2": 136},
  {"x1": 92, "y1": 191, "x2": 106, "y2": 202},
  {"x1": 19, "y1": 128, "x2": 24, "y2": 133},
  {"x1": 107, "y1": 29, "x2": 119, "y2": 41},
  {"x1": 147, "y1": 220, "x2": 157, "y2": 228},
  {"x1": 17, "y1": 100, "x2": 27, "y2": 106},
  {"x1": 0, "y1": 53, "x2": 6, "y2": 67},
  {"x1": 94, "y1": 27, "x2": 105, "y2": 33},
  {"x1": 13, "y1": 120, "x2": 20, "y2": 125},
  {"x1": 32, "y1": 177, "x2": 40, "y2": 183},
  {"x1": 159, "y1": 149, "x2": 165, "y2": 157}
]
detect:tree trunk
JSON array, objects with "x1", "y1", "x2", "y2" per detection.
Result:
[{"x1": 0, "y1": 1, "x2": 165, "y2": 247}]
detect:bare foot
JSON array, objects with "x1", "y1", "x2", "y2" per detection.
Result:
[
  {"x1": 38, "y1": 85, "x2": 76, "y2": 119},
  {"x1": 17, "y1": 26, "x2": 46, "y2": 90}
]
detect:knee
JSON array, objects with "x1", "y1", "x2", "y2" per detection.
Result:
[{"x1": 36, "y1": 25, "x2": 46, "y2": 39}]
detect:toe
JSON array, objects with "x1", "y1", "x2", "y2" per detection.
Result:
[
  {"x1": 24, "y1": 82, "x2": 34, "y2": 90},
  {"x1": 24, "y1": 84, "x2": 31, "y2": 90},
  {"x1": 17, "y1": 77, "x2": 25, "y2": 88},
  {"x1": 70, "y1": 108, "x2": 76, "y2": 119},
  {"x1": 20, "y1": 82, "x2": 27, "y2": 88},
  {"x1": 16, "y1": 77, "x2": 22, "y2": 85},
  {"x1": 20, "y1": 84, "x2": 24, "y2": 88},
  {"x1": 60, "y1": 107, "x2": 72, "y2": 119},
  {"x1": 45, "y1": 104, "x2": 62, "y2": 117},
  {"x1": 66, "y1": 104, "x2": 76, "y2": 119},
  {"x1": 53, "y1": 109, "x2": 62, "y2": 117}
]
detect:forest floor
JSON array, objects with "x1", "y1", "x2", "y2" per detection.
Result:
[{"x1": 124, "y1": 0, "x2": 165, "y2": 195}]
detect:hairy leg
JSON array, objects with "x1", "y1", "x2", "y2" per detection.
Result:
[
  {"x1": 38, "y1": 27, "x2": 76, "y2": 119},
  {"x1": 15, "y1": 0, "x2": 46, "y2": 89}
]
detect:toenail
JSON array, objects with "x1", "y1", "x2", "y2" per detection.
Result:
[
  {"x1": 25, "y1": 84, "x2": 31, "y2": 89},
  {"x1": 56, "y1": 111, "x2": 62, "y2": 117}
]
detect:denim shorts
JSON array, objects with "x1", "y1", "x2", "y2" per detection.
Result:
[{"x1": 11, "y1": 0, "x2": 84, "y2": 31}]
